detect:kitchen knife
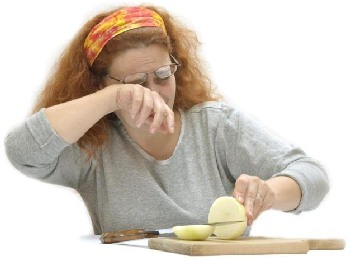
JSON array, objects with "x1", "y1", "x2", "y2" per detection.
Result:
[{"x1": 100, "y1": 220, "x2": 244, "y2": 244}]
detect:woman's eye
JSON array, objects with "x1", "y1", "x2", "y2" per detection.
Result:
[{"x1": 155, "y1": 76, "x2": 170, "y2": 83}]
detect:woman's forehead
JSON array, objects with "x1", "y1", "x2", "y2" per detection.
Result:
[{"x1": 109, "y1": 46, "x2": 170, "y2": 75}]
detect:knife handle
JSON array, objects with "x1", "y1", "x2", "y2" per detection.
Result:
[{"x1": 100, "y1": 229, "x2": 159, "y2": 244}]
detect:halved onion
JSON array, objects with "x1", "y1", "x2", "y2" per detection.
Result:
[
  {"x1": 172, "y1": 225, "x2": 214, "y2": 240},
  {"x1": 208, "y1": 196, "x2": 247, "y2": 239}
]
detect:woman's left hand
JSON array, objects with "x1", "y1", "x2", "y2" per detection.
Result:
[{"x1": 232, "y1": 174, "x2": 276, "y2": 226}]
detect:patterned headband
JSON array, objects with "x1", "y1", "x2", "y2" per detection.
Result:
[{"x1": 84, "y1": 7, "x2": 167, "y2": 66}]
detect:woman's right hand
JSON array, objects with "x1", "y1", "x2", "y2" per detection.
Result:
[{"x1": 109, "y1": 84, "x2": 175, "y2": 134}]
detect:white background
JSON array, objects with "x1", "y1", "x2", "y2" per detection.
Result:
[{"x1": 0, "y1": 0, "x2": 349, "y2": 260}]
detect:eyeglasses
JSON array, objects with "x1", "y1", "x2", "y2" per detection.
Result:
[{"x1": 108, "y1": 55, "x2": 180, "y2": 85}]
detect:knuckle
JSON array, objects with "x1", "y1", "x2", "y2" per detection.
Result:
[
  {"x1": 151, "y1": 90, "x2": 159, "y2": 96},
  {"x1": 135, "y1": 84, "x2": 144, "y2": 90},
  {"x1": 143, "y1": 100, "x2": 153, "y2": 110},
  {"x1": 151, "y1": 91, "x2": 161, "y2": 101},
  {"x1": 236, "y1": 174, "x2": 250, "y2": 187},
  {"x1": 251, "y1": 176, "x2": 260, "y2": 183},
  {"x1": 134, "y1": 97, "x2": 143, "y2": 104}
]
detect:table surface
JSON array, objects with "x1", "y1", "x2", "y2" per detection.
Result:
[{"x1": 3, "y1": 234, "x2": 346, "y2": 261}]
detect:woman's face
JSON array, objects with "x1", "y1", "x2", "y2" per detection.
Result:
[{"x1": 105, "y1": 45, "x2": 177, "y2": 131}]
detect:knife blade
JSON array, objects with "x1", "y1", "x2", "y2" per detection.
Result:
[{"x1": 100, "y1": 220, "x2": 244, "y2": 244}]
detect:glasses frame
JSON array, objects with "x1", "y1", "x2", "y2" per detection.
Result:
[{"x1": 108, "y1": 55, "x2": 180, "y2": 85}]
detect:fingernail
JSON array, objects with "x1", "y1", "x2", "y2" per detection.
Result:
[
  {"x1": 150, "y1": 128, "x2": 156, "y2": 134},
  {"x1": 238, "y1": 195, "x2": 244, "y2": 203}
]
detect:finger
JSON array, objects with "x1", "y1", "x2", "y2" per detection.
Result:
[
  {"x1": 245, "y1": 176, "x2": 259, "y2": 210},
  {"x1": 253, "y1": 193, "x2": 264, "y2": 219},
  {"x1": 156, "y1": 101, "x2": 174, "y2": 133},
  {"x1": 233, "y1": 174, "x2": 254, "y2": 224},
  {"x1": 255, "y1": 190, "x2": 273, "y2": 219},
  {"x1": 130, "y1": 85, "x2": 144, "y2": 119},
  {"x1": 144, "y1": 114, "x2": 171, "y2": 134},
  {"x1": 148, "y1": 92, "x2": 166, "y2": 133},
  {"x1": 233, "y1": 174, "x2": 249, "y2": 204},
  {"x1": 163, "y1": 100, "x2": 174, "y2": 133},
  {"x1": 135, "y1": 89, "x2": 153, "y2": 128},
  {"x1": 244, "y1": 176, "x2": 260, "y2": 225},
  {"x1": 253, "y1": 181, "x2": 268, "y2": 218}
]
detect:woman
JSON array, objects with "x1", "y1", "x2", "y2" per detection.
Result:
[{"x1": 4, "y1": 5, "x2": 329, "y2": 235}]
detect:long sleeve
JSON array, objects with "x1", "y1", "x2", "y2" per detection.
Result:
[
  {"x1": 215, "y1": 104, "x2": 329, "y2": 214},
  {"x1": 4, "y1": 109, "x2": 92, "y2": 189}
]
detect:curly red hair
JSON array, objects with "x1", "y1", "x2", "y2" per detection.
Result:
[{"x1": 32, "y1": 5, "x2": 220, "y2": 158}]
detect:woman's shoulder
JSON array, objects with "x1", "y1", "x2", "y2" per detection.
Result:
[
  {"x1": 180, "y1": 101, "x2": 243, "y2": 130},
  {"x1": 186, "y1": 101, "x2": 241, "y2": 117}
]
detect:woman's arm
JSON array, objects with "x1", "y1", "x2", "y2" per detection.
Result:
[
  {"x1": 45, "y1": 84, "x2": 174, "y2": 144},
  {"x1": 215, "y1": 104, "x2": 329, "y2": 225},
  {"x1": 266, "y1": 175, "x2": 301, "y2": 211},
  {"x1": 45, "y1": 86, "x2": 117, "y2": 144}
]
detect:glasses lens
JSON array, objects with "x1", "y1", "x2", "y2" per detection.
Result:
[
  {"x1": 124, "y1": 73, "x2": 147, "y2": 85},
  {"x1": 155, "y1": 64, "x2": 178, "y2": 79}
]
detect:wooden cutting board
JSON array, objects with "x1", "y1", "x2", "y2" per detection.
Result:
[{"x1": 148, "y1": 236, "x2": 345, "y2": 256}]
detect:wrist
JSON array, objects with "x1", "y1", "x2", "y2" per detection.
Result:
[
  {"x1": 97, "y1": 85, "x2": 120, "y2": 114},
  {"x1": 266, "y1": 176, "x2": 301, "y2": 211}
]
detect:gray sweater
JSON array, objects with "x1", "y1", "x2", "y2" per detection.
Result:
[{"x1": 4, "y1": 102, "x2": 329, "y2": 234}]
